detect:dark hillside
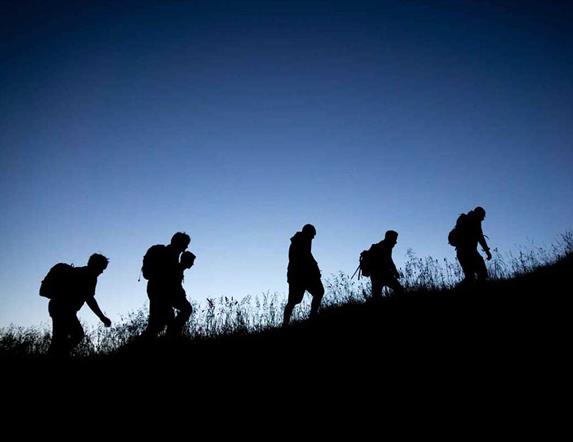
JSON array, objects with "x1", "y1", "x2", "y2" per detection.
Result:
[
  {"x1": 4, "y1": 253, "x2": 570, "y2": 405},
  {"x1": 105, "y1": 252, "x2": 570, "y2": 383}
]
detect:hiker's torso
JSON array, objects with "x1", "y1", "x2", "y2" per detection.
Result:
[
  {"x1": 147, "y1": 249, "x2": 187, "y2": 300},
  {"x1": 457, "y1": 213, "x2": 484, "y2": 249},
  {"x1": 51, "y1": 266, "x2": 97, "y2": 312},
  {"x1": 288, "y1": 232, "x2": 319, "y2": 280},
  {"x1": 370, "y1": 241, "x2": 395, "y2": 276},
  {"x1": 150, "y1": 245, "x2": 182, "y2": 283}
]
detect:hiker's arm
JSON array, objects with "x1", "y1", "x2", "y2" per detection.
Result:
[
  {"x1": 308, "y1": 255, "x2": 321, "y2": 277},
  {"x1": 392, "y1": 260, "x2": 400, "y2": 279},
  {"x1": 386, "y1": 248, "x2": 399, "y2": 278},
  {"x1": 478, "y1": 228, "x2": 492, "y2": 260},
  {"x1": 86, "y1": 297, "x2": 112, "y2": 327}
]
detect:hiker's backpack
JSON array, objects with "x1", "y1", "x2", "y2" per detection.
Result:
[
  {"x1": 39, "y1": 263, "x2": 75, "y2": 299},
  {"x1": 359, "y1": 247, "x2": 374, "y2": 278},
  {"x1": 141, "y1": 244, "x2": 167, "y2": 280},
  {"x1": 448, "y1": 213, "x2": 468, "y2": 247}
]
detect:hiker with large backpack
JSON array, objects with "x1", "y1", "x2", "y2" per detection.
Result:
[
  {"x1": 283, "y1": 224, "x2": 324, "y2": 327},
  {"x1": 142, "y1": 232, "x2": 191, "y2": 338},
  {"x1": 40, "y1": 253, "x2": 111, "y2": 357},
  {"x1": 448, "y1": 206, "x2": 492, "y2": 284},
  {"x1": 360, "y1": 230, "x2": 403, "y2": 299}
]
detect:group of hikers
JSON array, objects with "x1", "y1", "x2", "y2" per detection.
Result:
[{"x1": 39, "y1": 206, "x2": 492, "y2": 357}]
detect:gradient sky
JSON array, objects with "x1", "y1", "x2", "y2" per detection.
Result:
[{"x1": 1, "y1": 0, "x2": 572, "y2": 328}]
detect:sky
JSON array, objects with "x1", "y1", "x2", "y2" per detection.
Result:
[{"x1": 1, "y1": 0, "x2": 572, "y2": 328}]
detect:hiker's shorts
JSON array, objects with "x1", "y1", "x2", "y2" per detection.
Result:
[
  {"x1": 457, "y1": 248, "x2": 488, "y2": 281},
  {"x1": 288, "y1": 278, "x2": 325, "y2": 305},
  {"x1": 370, "y1": 274, "x2": 403, "y2": 297},
  {"x1": 48, "y1": 300, "x2": 85, "y2": 353}
]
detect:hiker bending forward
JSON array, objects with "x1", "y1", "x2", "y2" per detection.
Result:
[
  {"x1": 454, "y1": 206, "x2": 492, "y2": 284},
  {"x1": 283, "y1": 224, "x2": 324, "y2": 327},
  {"x1": 369, "y1": 230, "x2": 404, "y2": 298},
  {"x1": 43, "y1": 254, "x2": 111, "y2": 357}
]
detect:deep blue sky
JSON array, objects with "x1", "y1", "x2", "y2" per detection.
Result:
[{"x1": 1, "y1": 1, "x2": 572, "y2": 327}]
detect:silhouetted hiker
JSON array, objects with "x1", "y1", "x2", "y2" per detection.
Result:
[
  {"x1": 40, "y1": 253, "x2": 111, "y2": 357},
  {"x1": 448, "y1": 206, "x2": 492, "y2": 284},
  {"x1": 166, "y1": 251, "x2": 196, "y2": 337},
  {"x1": 362, "y1": 230, "x2": 404, "y2": 299},
  {"x1": 142, "y1": 232, "x2": 191, "y2": 338},
  {"x1": 283, "y1": 224, "x2": 324, "y2": 327}
]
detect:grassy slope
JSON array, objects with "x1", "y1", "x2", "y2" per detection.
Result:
[
  {"x1": 106, "y1": 253, "x2": 569, "y2": 376},
  {"x1": 4, "y1": 252, "x2": 569, "y2": 407}
]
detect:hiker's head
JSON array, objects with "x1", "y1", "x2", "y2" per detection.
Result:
[
  {"x1": 180, "y1": 251, "x2": 196, "y2": 269},
  {"x1": 171, "y1": 232, "x2": 191, "y2": 252},
  {"x1": 473, "y1": 206, "x2": 486, "y2": 221},
  {"x1": 385, "y1": 230, "x2": 399, "y2": 246},
  {"x1": 302, "y1": 224, "x2": 317, "y2": 239},
  {"x1": 87, "y1": 253, "x2": 109, "y2": 275}
]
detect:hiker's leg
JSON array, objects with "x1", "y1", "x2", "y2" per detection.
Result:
[
  {"x1": 145, "y1": 281, "x2": 171, "y2": 337},
  {"x1": 475, "y1": 252, "x2": 488, "y2": 283},
  {"x1": 49, "y1": 314, "x2": 67, "y2": 357},
  {"x1": 168, "y1": 298, "x2": 192, "y2": 336},
  {"x1": 144, "y1": 300, "x2": 160, "y2": 337},
  {"x1": 145, "y1": 299, "x2": 171, "y2": 337},
  {"x1": 144, "y1": 283, "x2": 160, "y2": 337},
  {"x1": 371, "y1": 276, "x2": 383, "y2": 299},
  {"x1": 48, "y1": 301, "x2": 72, "y2": 357},
  {"x1": 283, "y1": 302, "x2": 296, "y2": 327},
  {"x1": 386, "y1": 277, "x2": 404, "y2": 295},
  {"x1": 456, "y1": 249, "x2": 474, "y2": 284},
  {"x1": 308, "y1": 279, "x2": 325, "y2": 319},
  {"x1": 68, "y1": 315, "x2": 85, "y2": 351},
  {"x1": 283, "y1": 283, "x2": 304, "y2": 327}
]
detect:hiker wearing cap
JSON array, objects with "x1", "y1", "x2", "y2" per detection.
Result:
[
  {"x1": 283, "y1": 224, "x2": 324, "y2": 327},
  {"x1": 368, "y1": 230, "x2": 404, "y2": 298},
  {"x1": 448, "y1": 206, "x2": 492, "y2": 284}
]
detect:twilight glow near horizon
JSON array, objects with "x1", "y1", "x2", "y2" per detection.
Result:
[{"x1": 1, "y1": 1, "x2": 572, "y2": 327}]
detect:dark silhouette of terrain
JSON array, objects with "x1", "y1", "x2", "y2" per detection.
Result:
[
  {"x1": 2, "y1": 254, "x2": 569, "y2": 436},
  {"x1": 6, "y1": 249, "x2": 568, "y2": 394},
  {"x1": 133, "y1": 251, "x2": 568, "y2": 371}
]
